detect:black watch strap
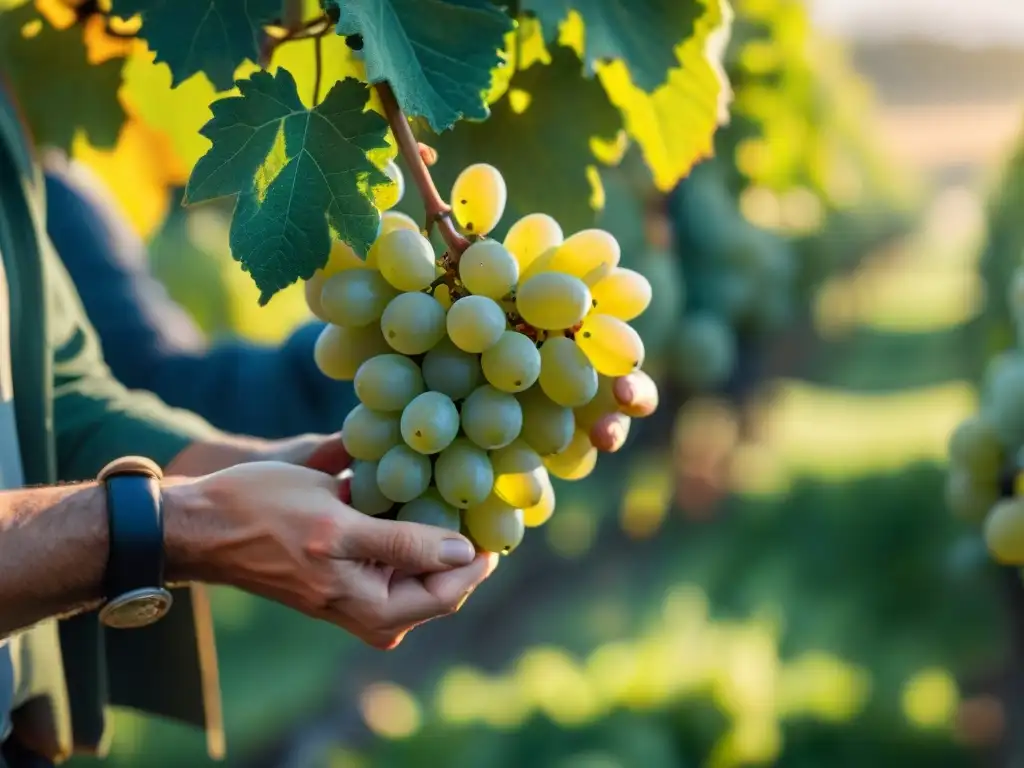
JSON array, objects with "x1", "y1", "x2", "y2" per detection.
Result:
[{"x1": 96, "y1": 456, "x2": 174, "y2": 629}]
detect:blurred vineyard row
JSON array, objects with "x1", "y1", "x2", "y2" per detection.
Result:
[{"x1": 63, "y1": 0, "x2": 1024, "y2": 766}]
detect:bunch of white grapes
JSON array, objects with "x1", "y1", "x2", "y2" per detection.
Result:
[
  {"x1": 304, "y1": 160, "x2": 651, "y2": 554},
  {"x1": 948, "y1": 266, "x2": 1024, "y2": 564}
]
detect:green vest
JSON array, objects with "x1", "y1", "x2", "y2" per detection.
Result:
[{"x1": 0, "y1": 89, "x2": 224, "y2": 762}]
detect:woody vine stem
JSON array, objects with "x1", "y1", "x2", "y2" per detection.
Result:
[{"x1": 268, "y1": 0, "x2": 470, "y2": 262}]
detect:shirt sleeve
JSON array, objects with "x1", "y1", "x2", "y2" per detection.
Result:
[
  {"x1": 43, "y1": 156, "x2": 357, "y2": 440},
  {"x1": 42, "y1": 228, "x2": 222, "y2": 480}
]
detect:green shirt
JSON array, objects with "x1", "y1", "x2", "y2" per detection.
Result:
[{"x1": 0, "y1": 87, "x2": 225, "y2": 761}]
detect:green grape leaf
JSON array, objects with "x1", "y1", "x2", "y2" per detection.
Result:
[
  {"x1": 325, "y1": 0, "x2": 513, "y2": 132},
  {"x1": 110, "y1": 0, "x2": 279, "y2": 91},
  {"x1": 185, "y1": 69, "x2": 389, "y2": 304},
  {"x1": 422, "y1": 45, "x2": 621, "y2": 235},
  {"x1": 522, "y1": 0, "x2": 703, "y2": 91},
  {"x1": 0, "y1": 3, "x2": 126, "y2": 151}
]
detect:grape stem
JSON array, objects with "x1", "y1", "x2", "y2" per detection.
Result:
[{"x1": 375, "y1": 82, "x2": 471, "y2": 262}]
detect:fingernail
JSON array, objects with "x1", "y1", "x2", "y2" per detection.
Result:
[{"x1": 440, "y1": 538, "x2": 476, "y2": 566}]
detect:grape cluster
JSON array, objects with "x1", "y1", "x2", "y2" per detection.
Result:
[
  {"x1": 666, "y1": 160, "x2": 796, "y2": 392},
  {"x1": 947, "y1": 266, "x2": 1024, "y2": 563},
  {"x1": 305, "y1": 161, "x2": 651, "y2": 554}
]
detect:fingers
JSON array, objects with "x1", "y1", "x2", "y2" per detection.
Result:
[
  {"x1": 303, "y1": 433, "x2": 353, "y2": 475},
  {"x1": 613, "y1": 371, "x2": 659, "y2": 418},
  {"x1": 590, "y1": 412, "x2": 631, "y2": 453},
  {"x1": 343, "y1": 515, "x2": 477, "y2": 573},
  {"x1": 378, "y1": 552, "x2": 499, "y2": 628}
]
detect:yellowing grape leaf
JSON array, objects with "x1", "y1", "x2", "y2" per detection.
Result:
[
  {"x1": 0, "y1": 2, "x2": 126, "y2": 151},
  {"x1": 121, "y1": 33, "x2": 372, "y2": 172},
  {"x1": 326, "y1": 0, "x2": 513, "y2": 132},
  {"x1": 72, "y1": 103, "x2": 188, "y2": 239},
  {"x1": 522, "y1": 0, "x2": 703, "y2": 91},
  {"x1": 109, "y1": 0, "x2": 279, "y2": 91},
  {"x1": 596, "y1": 0, "x2": 733, "y2": 191},
  {"x1": 185, "y1": 70, "x2": 390, "y2": 303},
  {"x1": 424, "y1": 45, "x2": 622, "y2": 235}
]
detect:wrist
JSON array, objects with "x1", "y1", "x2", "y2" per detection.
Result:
[{"x1": 162, "y1": 477, "x2": 220, "y2": 585}]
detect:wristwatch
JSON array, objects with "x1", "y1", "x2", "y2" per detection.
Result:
[{"x1": 96, "y1": 456, "x2": 174, "y2": 629}]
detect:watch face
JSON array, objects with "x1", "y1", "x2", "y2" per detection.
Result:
[{"x1": 99, "y1": 588, "x2": 174, "y2": 629}]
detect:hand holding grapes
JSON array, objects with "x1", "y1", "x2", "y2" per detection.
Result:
[
  {"x1": 588, "y1": 370, "x2": 659, "y2": 453},
  {"x1": 174, "y1": 461, "x2": 497, "y2": 650}
]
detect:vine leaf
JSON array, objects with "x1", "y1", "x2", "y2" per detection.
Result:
[
  {"x1": 423, "y1": 45, "x2": 622, "y2": 235},
  {"x1": 185, "y1": 69, "x2": 390, "y2": 304},
  {"x1": 324, "y1": 0, "x2": 513, "y2": 132},
  {"x1": 0, "y1": 3, "x2": 126, "y2": 152},
  {"x1": 597, "y1": 0, "x2": 733, "y2": 191},
  {"x1": 522, "y1": 0, "x2": 704, "y2": 92},
  {"x1": 109, "y1": 0, "x2": 279, "y2": 91}
]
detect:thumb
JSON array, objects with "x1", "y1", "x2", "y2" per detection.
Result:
[{"x1": 346, "y1": 515, "x2": 477, "y2": 573}]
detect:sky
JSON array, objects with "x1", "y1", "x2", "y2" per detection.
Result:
[{"x1": 806, "y1": 0, "x2": 1024, "y2": 46}]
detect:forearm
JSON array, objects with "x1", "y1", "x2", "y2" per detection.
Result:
[
  {"x1": 0, "y1": 479, "x2": 210, "y2": 637},
  {"x1": 0, "y1": 483, "x2": 106, "y2": 636}
]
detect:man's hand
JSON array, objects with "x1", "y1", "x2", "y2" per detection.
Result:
[
  {"x1": 589, "y1": 371, "x2": 659, "y2": 453},
  {"x1": 165, "y1": 462, "x2": 497, "y2": 650}
]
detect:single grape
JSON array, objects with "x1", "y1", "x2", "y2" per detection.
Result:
[
  {"x1": 459, "y1": 240, "x2": 520, "y2": 299},
  {"x1": 305, "y1": 240, "x2": 370, "y2": 319},
  {"x1": 375, "y1": 159, "x2": 404, "y2": 211},
  {"x1": 573, "y1": 376, "x2": 617, "y2": 431},
  {"x1": 518, "y1": 246, "x2": 558, "y2": 284},
  {"x1": 435, "y1": 283, "x2": 454, "y2": 310},
  {"x1": 590, "y1": 268, "x2": 652, "y2": 322},
  {"x1": 984, "y1": 497, "x2": 1024, "y2": 564},
  {"x1": 518, "y1": 387, "x2": 575, "y2": 455},
  {"x1": 576, "y1": 314, "x2": 645, "y2": 377},
  {"x1": 503, "y1": 213, "x2": 563, "y2": 273},
  {"x1": 375, "y1": 229, "x2": 437, "y2": 291},
  {"x1": 464, "y1": 494, "x2": 525, "y2": 554},
  {"x1": 376, "y1": 445, "x2": 432, "y2": 503},
  {"x1": 376, "y1": 210, "x2": 421, "y2": 242},
  {"x1": 421, "y1": 337, "x2": 481, "y2": 400},
  {"x1": 538, "y1": 336, "x2": 599, "y2": 407},
  {"x1": 544, "y1": 229, "x2": 620, "y2": 279},
  {"x1": 491, "y1": 439, "x2": 547, "y2": 508},
  {"x1": 350, "y1": 461, "x2": 393, "y2": 516},
  {"x1": 543, "y1": 429, "x2": 597, "y2": 481},
  {"x1": 434, "y1": 438, "x2": 494, "y2": 508},
  {"x1": 397, "y1": 492, "x2": 461, "y2": 532},
  {"x1": 516, "y1": 272, "x2": 591, "y2": 330},
  {"x1": 401, "y1": 391, "x2": 460, "y2": 454},
  {"x1": 381, "y1": 291, "x2": 447, "y2": 355},
  {"x1": 446, "y1": 295, "x2": 507, "y2": 353},
  {"x1": 671, "y1": 313, "x2": 737, "y2": 390},
  {"x1": 314, "y1": 323, "x2": 391, "y2": 381},
  {"x1": 522, "y1": 477, "x2": 555, "y2": 528},
  {"x1": 320, "y1": 269, "x2": 398, "y2": 328},
  {"x1": 461, "y1": 385, "x2": 523, "y2": 450},
  {"x1": 354, "y1": 354, "x2": 425, "y2": 412},
  {"x1": 1009, "y1": 265, "x2": 1024, "y2": 325},
  {"x1": 481, "y1": 331, "x2": 542, "y2": 393},
  {"x1": 946, "y1": 467, "x2": 997, "y2": 523},
  {"x1": 451, "y1": 163, "x2": 507, "y2": 236},
  {"x1": 948, "y1": 416, "x2": 1003, "y2": 483},
  {"x1": 985, "y1": 355, "x2": 1024, "y2": 448},
  {"x1": 341, "y1": 405, "x2": 401, "y2": 461}
]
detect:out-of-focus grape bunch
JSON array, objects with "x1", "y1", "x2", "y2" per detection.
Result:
[
  {"x1": 947, "y1": 265, "x2": 1024, "y2": 564},
  {"x1": 306, "y1": 161, "x2": 652, "y2": 553},
  {"x1": 598, "y1": 151, "x2": 796, "y2": 398}
]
